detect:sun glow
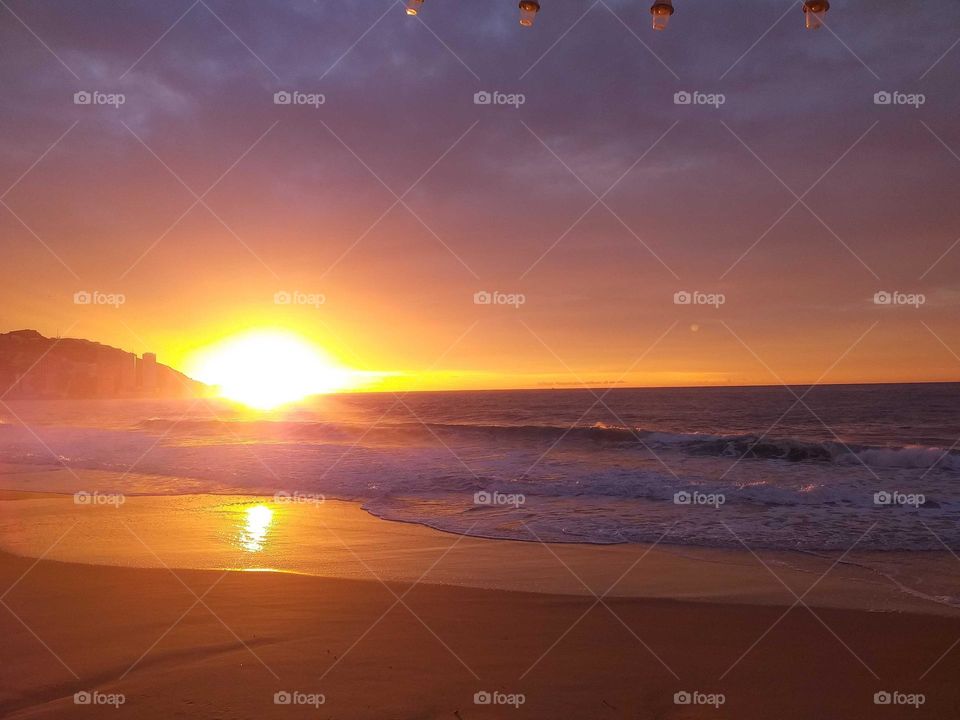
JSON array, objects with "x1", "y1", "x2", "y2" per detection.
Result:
[
  {"x1": 186, "y1": 330, "x2": 358, "y2": 409},
  {"x1": 239, "y1": 504, "x2": 274, "y2": 552}
]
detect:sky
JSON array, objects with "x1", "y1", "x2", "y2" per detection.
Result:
[{"x1": 1, "y1": 0, "x2": 959, "y2": 391}]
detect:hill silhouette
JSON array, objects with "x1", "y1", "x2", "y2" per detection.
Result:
[{"x1": 0, "y1": 330, "x2": 208, "y2": 399}]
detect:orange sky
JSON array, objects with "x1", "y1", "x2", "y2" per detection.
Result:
[{"x1": 2, "y1": 0, "x2": 959, "y2": 392}]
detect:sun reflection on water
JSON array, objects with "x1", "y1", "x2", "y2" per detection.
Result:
[{"x1": 239, "y1": 504, "x2": 274, "y2": 552}]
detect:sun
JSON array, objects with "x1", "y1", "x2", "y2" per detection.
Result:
[{"x1": 186, "y1": 330, "x2": 357, "y2": 409}]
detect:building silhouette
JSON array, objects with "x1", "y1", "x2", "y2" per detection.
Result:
[{"x1": 0, "y1": 330, "x2": 206, "y2": 399}]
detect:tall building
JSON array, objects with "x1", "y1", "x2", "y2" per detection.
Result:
[
  {"x1": 119, "y1": 352, "x2": 137, "y2": 394},
  {"x1": 97, "y1": 347, "x2": 120, "y2": 396},
  {"x1": 141, "y1": 352, "x2": 157, "y2": 394}
]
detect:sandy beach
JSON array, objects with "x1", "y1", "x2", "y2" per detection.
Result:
[
  {"x1": 3, "y1": 551, "x2": 960, "y2": 718},
  {"x1": 2, "y1": 480, "x2": 960, "y2": 718},
  {"x1": 5, "y1": 0, "x2": 960, "y2": 713}
]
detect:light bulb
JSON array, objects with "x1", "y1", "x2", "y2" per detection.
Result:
[
  {"x1": 650, "y1": 1, "x2": 674, "y2": 31},
  {"x1": 803, "y1": 0, "x2": 829, "y2": 30},
  {"x1": 405, "y1": 0, "x2": 423, "y2": 16},
  {"x1": 518, "y1": 0, "x2": 540, "y2": 27}
]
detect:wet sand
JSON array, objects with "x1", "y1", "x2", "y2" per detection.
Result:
[
  {"x1": 0, "y1": 480, "x2": 958, "y2": 614},
  {"x1": 2, "y1": 477, "x2": 960, "y2": 717}
]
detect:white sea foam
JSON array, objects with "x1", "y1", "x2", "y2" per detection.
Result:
[{"x1": 1, "y1": 386, "x2": 959, "y2": 551}]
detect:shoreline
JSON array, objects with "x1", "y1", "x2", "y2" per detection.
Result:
[
  {"x1": 4, "y1": 469, "x2": 960, "y2": 717},
  {"x1": 2, "y1": 484, "x2": 959, "y2": 617}
]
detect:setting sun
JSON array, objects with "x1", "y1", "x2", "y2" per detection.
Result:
[{"x1": 185, "y1": 330, "x2": 360, "y2": 409}]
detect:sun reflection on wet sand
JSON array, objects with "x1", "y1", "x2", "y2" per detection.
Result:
[{"x1": 239, "y1": 504, "x2": 273, "y2": 552}]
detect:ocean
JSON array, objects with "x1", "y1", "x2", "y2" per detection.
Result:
[{"x1": 1, "y1": 383, "x2": 958, "y2": 551}]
